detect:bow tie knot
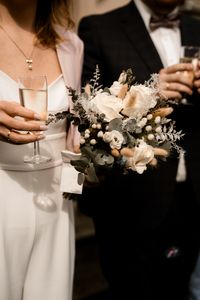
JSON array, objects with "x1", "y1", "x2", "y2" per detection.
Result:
[{"x1": 149, "y1": 13, "x2": 180, "y2": 31}]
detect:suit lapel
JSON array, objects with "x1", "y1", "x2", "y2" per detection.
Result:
[{"x1": 120, "y1": 1, "x2": 163, "y2": 74}]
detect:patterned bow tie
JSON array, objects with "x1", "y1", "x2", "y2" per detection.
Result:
[{"x1": 149, "y1": 13, "x2": 180, "y2": 31}]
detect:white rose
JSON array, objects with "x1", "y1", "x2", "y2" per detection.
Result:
[
  {"x1": 125, "y1": 140, "x2": 154, "y2": 174},
  {"x1": 90, "y1": 92, "x2": 123, "y2": 122},
  {"x1": 122, "y1": 85, "x2": 157, "y2": 118},
  {"x1": 103, "y1": 132, "x2": 112, "y2": 143},
  {"x1": 103, "y1": 130, "x2": 124, "y2": 150},
  {"x1": 109, "y1": 81, "x2": 123, "y2": 96}
]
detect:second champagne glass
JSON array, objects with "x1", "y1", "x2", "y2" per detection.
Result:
[
  {"x1": 18, "y1": 75, "x2": 52, "y2": 164},
  {"x1": 180, "y1": 46, "x2": 200, "y2": 104}
]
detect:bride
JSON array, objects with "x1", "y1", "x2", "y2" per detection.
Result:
[{"x1": 0, "y1": 0, "x2": 82, "y2": 299}]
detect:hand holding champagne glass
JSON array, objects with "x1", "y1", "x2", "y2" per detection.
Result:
[{"x1": 18, "y1": 75, "x2": 51, "y2": 164}]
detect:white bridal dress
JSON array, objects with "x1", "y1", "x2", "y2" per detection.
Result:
[{"x1": 0, "y1": 70, "x2": 75, "y2": 300}]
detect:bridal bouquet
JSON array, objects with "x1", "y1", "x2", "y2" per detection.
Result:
[{"x1": 67, "y1": 67, "x2": 183, "y2": 178}]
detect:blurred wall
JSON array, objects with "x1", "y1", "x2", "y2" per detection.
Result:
[
  {"x1": 72, "y1": 0, "x2": 129, "y2": 29},
  {"x1": 72, "y1": 0, "x2": 200, "y2": 29}
]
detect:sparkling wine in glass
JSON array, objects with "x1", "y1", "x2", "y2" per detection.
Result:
[
  {"x1": 19, "y1": 75, "x2": 52, "y2": 164},
  {"x1": 180, "y1": 46, "x2": 200, "y2": 104}
]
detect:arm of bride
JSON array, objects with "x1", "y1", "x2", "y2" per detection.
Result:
[{"x1": 0, "y1": 100, "x2": 47, "y2": 144}]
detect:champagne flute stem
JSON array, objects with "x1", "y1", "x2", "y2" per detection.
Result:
[
  {"x1": 36, "y1": 141, "x2": 40, "y2": 155},
  {"x1": 34, "y1": 141, "x2": 41, "y2": 156},
  {"x1": 33, "y1": 141, "x2": 41, "y2": 163},
  {"x1": 34, "y1": 141, "x2": 37, "y2": 156}
]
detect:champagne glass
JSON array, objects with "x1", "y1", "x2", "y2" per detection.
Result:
[
  {"x1": 18, "y1": 75, "x2": 52, "y2": 164},
  {"x1": 180, "y1": 46, "x2": 200, "y2": 104}
]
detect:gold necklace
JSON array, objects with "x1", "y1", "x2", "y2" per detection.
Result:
[{"x1": 0, "y1": 24, "x2": 35, "y2": 70}]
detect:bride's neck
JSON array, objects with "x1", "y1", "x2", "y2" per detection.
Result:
[{"x1": 0, "y1": 0, "x2": 37, "y2": 32}]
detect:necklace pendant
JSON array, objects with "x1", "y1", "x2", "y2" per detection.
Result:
[
  {"x1": 26, "y1": 59, "x2": 33, "y2": 70},
  {"x1": 0, "y1": 25, "x2": 35, "y2": 71}
]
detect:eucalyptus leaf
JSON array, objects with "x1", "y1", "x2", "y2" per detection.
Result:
[
  {"x1": 46, "y1": 111, "x2": 69, "y2": 125},
  {"x1": 135, "y1": 127, "x2": 142, "y2": 134},
  {"x1": 70, "y1": 157, "x2": 90, "y2": 173},
  {"x1": 159, "y1": 141, "x2": 171, "y2": 151},
  {"x1": 124, "y1": 118, "x2": 137, "y2": 132},
  {"x1": 108, "y1": 118, "x2": 123, "y2": 132},
  {"x1": 81, "y1": 145, "x2": 96, "y2": 160},
  {"x1": 123, "y1": 132, "x2": 136, "y2": 147},
  {"x1": 94, "y1": 152, "x2": 114, "y2": 166}
]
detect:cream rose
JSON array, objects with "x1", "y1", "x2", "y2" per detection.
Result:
[
  {"x1": 125, "y1": 140, "x2": 154, "y2": 174},
  {"x1": 103, "y1": 130, "x2": 124, "y2": 150},
  {"x1": 122, "y1": 85, "x2": 157, "y2": 118},
  {"x1": 90, "y1": 92, "x2": 123, "y2": 122}
]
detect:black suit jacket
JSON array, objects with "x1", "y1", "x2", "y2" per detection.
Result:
[{"x1": 78, "y1": 1, "x2": 200, "y2": 232}]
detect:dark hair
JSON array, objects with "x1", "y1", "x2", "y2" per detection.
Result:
[{"x1": 35, "y1": 0, "x2": 74, "y2": 47}]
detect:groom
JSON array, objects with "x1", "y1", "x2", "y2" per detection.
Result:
[{"x1": 78, "y1": 0, "x2": 200, "y2": 299}]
